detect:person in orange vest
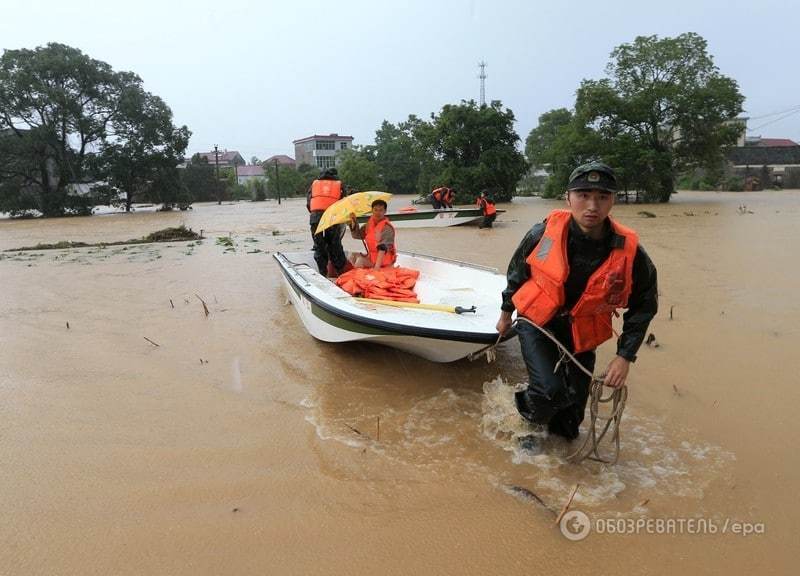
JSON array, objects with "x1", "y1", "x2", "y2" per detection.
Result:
[
  {"x1": 307, "y1": 168, "x2": 348, "y2": 276},
  {"x1": 431, "y1": 186, "x2": 446, "y2": 209},
  {"x1": 347, "y1": 199, "x2": 397, "y2": 269},
  {"x1": 496, "y1": 162, "x2": 658, "y2": 446},
  {"x1": 476, "y1": 190, "x2": 497, "y2": 228},
  {"x1": 441, "y1": 187, "x2": 455, "y2": 208}
]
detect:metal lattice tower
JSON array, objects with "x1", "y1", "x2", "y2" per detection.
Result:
[{"x1": 478, "y1": 61, "x2": 487, "y2": 106}]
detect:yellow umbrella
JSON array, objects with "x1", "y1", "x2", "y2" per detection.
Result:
[{"x1": 315, "y1": 191, "x2": 392, "y2": 235}]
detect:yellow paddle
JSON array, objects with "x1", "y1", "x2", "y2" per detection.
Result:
[{"x1": 355, "y1": 297, "x2": 476, "y2": 314}]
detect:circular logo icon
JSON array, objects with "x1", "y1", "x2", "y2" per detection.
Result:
[{"x1": 560, "y1": 510, "x2": 591, "y2": 541}]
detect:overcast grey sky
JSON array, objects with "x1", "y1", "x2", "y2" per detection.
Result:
[{"x1": 3, "y1": 0, "x2": 799, "y2": 161}]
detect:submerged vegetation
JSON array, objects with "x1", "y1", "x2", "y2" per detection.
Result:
[{"x1": 6, "y1": 225, "x2": 201, "y2": 252}]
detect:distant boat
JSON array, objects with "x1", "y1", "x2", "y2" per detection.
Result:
[
  {"x1": 274, "y1": 250, "x2": 512, "y2": 362},
  {"x1": 356, "y1": 206, "x2": 504, "y2": 228}
]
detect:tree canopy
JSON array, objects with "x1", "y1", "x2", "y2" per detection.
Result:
[
  {"x1": 528, "y1": 33, "x2": 743, "y2": 202},
  {"x1": 340, "y1": 101, "x2": 528, "y2": 202},
  {"x1": 0, "y1": 43, "x2": 189, "y2": 216},
  {"x1": 338, "y1": 148, "x2": 384, "y2": 191},
  {"x1": 427, "y1": 100, "x2": 528, "y2": 201}
]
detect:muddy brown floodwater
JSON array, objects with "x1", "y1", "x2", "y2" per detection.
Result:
[{"x1": 1, "y1": 191, "x2": 797, "y2": 575}]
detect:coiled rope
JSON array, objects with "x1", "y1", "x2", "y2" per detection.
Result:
[{"x1": 472, "y1": 316, "x2": 628, "y2": 465}]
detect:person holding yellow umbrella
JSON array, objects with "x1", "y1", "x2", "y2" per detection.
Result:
[
  {"x1": 314, "y1": 191, "x2": 394, "y2": 269},
  {"x1": 347, "y1": 198, "x2": 397, "y2": 269}
]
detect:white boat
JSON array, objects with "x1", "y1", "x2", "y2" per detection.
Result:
[
  {"x1": 274, "y1": 250, "x2": 512, "y2": 362},
  {"x1": 355, "y1": 206, "x2": 504, "y2": 228}
]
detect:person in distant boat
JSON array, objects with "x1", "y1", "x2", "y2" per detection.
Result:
[
  {"x1": 348, "y1": 199, "x2": 397, "y2": 269},
  {"x1": 476, "y1": 190, "x2": 497, "y2": 228},
  {"x1": 307, "y1": 167, "x2": 348, "y2": 276},
  {"x1": 431, "y1": 186, "x2": 446, "y2": 209},
  {"x1": 441, "y1": 187, "x2": 455, "y2": 208},
  {"x1": 496, "y1": 162, "x2": 658, "y2": 445}
]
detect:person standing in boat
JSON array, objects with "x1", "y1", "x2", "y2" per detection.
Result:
[
  {"x1": 477, "y1": 190, "x2": 497, "y2": 228},
  {"x1": 496, "y1": 162, "x2": 658, "y2": 444},
  {"x1": 431, "y1": 186, "x2": 446, "y2": 209},
  {"x1": 442, "y1": 187, "x2": 455, "y2": 208},
  {"x1": 307, "y1": 168, "x2": 348, "y2": 276},
  {"x1": 348, "y1": 199, "x2": 397, "y2": 269}
]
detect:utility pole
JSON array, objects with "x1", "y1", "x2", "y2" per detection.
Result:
[
  {"x1": 478, "y1": 61, "x2": 487, "y2": 107},
  {"x1": 274, "y1": 158, "x2": 281, "y2": 205},
  {"x1": 214, "y1": 144, "x2": 221, "y2": 204}
]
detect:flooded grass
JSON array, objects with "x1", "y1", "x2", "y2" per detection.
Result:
[{"x1": 5, "y1": 225, "x2": 201, "y2": 252}]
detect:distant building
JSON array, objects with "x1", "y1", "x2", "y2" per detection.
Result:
[
  {"x1": 264, "y1": 154, "x2": 296, "y2": 168},
  {"x1": 727, "y1": 118, "x2": 800, "y2": 187},
  {"x1": 195, "y1": 150, "x2": 246, "y2": 168},
  {"x1": 237, "y1": 165, "x2": 265, "y2": 185},
  {"x1": 293, "y1": 134, "x2": 353, "y2": 169}
]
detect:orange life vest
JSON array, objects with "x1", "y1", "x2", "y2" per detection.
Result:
[
  {"x1": 477, "y1": 197, "x2": 496, "y2": 216},
  {"x1": 364, "y1": 217, "x2": 397, "y2": 267},
  {"x1": 511, "y1": 210, "x2": 638, "y2": 353},
  {"x1": 336, "y1": 267, "x2": 419, "y2": 302},
  {"x1": 309, "y1": 179, "x2": 342, "y2": 212},
  {"x1": 442, "y1": 188, "x2": 454, "y2": 204},
  {"x1": 432, "y1": 187, "x2": 446, "y2": 202}
]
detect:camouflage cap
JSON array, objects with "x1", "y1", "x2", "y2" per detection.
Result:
[{"x1": 567, "y1": 161, "x2": 617, "y2": 193}]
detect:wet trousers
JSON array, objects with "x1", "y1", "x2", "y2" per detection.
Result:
[
  {"x1": 514, "y1": 317, "x2": 596, "y2": 440},
  {"x1": 479, "y1": 213, "x2": 496, "y2": 228},
  {"x1": 310, "y1": 223, "x2": 347, "y2": 275}
]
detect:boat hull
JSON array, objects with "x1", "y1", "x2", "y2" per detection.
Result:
[
  {"x1": 274, "y1": 251, "x2": 509, "y2": 362},
  {"x1": 356, "y1": 207, "x2": 503, "y2": 228}
]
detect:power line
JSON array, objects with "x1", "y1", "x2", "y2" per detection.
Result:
[
  {"x1": 747, "y1": 108, "x2": 800, "y2": 132},
  {"x1": 747, "y1": 104, "x2": 800, "y2": 121}
]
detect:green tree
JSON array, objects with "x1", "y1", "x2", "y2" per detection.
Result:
[
  {"x1": 576, "y1": 33, "x2": 743, "y2": 202},
  {"x1": 0, "y1": 43, "x2": 189, "y2": 216},
  {"x1": 371, "y1": 119, "x2": 428, "y2": 195},
  {"x1": 524, "y1": 108, "x2": 603, "y2": 198},
  {"x1": 338, "y1": 148, "x2": 384, "y2": 191},
  {"x1": 247, "y1": 178, "x2": 267, "y2": 201},
  {"x1": 525, "y1": 108, "x2": 574, "y2": 169},
  {"x1": 100, "y1": 86, "x2": 190, "y2": 211},
  {"x1": 0, "y1": 128, "x2": 47, "y2": 216},
  {"x1": 424, "y1": 100, "x2": 528, "y2": 202},
  {"x1": 149, "y1": 166, "x2": 191, "y2": 210},
  {"x1": 265, "y1": 162, "x2": 312, "y2": 199},
  {"x1": 182, "y1": 154, "x2": 217, "y2": 202}
]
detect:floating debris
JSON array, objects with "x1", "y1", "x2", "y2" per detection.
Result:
[
  {"x1": 195, "y1": 294, "x2": 210, "y2": 317},
  {"x1": 638, "y1": 211, "x2": 657, "y2": 218},
  {"x1": 554, "y1": 483, "x2": 580, "y2": 526},
  {"x1": 503, "y1": 485, "x2": 555, "y2": 514}
]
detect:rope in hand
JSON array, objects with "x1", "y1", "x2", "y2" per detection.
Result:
[{"x1": 471, "y1": 316, "x2": 628, "y2": 464}]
